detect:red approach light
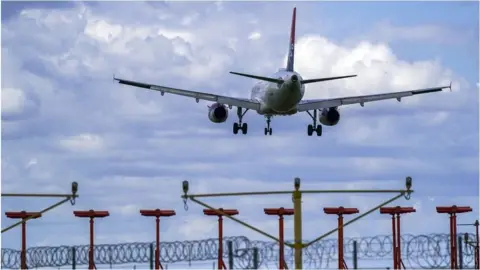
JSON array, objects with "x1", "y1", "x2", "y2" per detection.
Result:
[
  {"x1": 436, "y1": 205, "x2": 472, "y2": 214},
  {"x1": 73, "y1": 210, "x2": 110, "y2": 218},
  {"x1": 380, "y1": 207, "x2": 416, "y2": 215},
  {"x1": 5, "y1": 211, "x2": 42, "y2": 219},
  {"x1": 140, "y1": 209, "x2": 176, "y2": 217},
  {"x1": 203, "y1": 208, "x2": 239, "y2": 216},
  {"x1": 323, "y1": 207, "x2": 359, "y2": 215},
  {"x1": 264, "y1": 208, "x2": 294, "y2": 216}
]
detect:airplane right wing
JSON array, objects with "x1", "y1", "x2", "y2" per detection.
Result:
[
  {"x1": 114, "y1": 77, "x2": 261, "y2": 111},
  {"x1": 297, "y1": 84, "x2": 452, "y2": 111}
]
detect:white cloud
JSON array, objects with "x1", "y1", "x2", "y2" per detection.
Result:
[
  {"x1": 2, "y1": 88, "x2": 26, "y2": 114},
  {"x1": 58, "y1": 133, "x2": 105, "y2": 152},
  {"x1": 248, "y1": 31, "x2": 262, "y2": 40}
]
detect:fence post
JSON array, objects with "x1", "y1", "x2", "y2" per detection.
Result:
[
  {"x1": 253, "y1": 247, "x2": 259, "y2": 269},
  {"x1": 458, "y1": 236, "x2": 463, "y2": 269},
  {"x1": 227, "y1": 240, "x2": 234, "y2": 269},
  {"x1": 353, "y1": 240, "x2": 358, "y2": 269},
  {"x1": 149, "y1": 243, "x2": 154, "y2": 269},
  {"x1": 71, "y1": 246, "x2": 76, "y2": 270}
]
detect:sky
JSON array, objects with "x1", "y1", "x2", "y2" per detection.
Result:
[{"x1": 1, "y1": 0, "x2": 479, "y2": 269}]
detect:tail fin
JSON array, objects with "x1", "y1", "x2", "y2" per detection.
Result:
[{"x1": 286, "y1": 7, "x2": 296, "y2": 72}]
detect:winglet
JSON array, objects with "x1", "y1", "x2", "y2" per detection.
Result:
[{"x1": 449, "y1": 81, "x2": 452, "y2": 92}]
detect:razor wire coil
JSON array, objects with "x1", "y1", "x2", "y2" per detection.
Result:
[{"x1": 1, "y1": 233, "x2": 477, "y2": 269}]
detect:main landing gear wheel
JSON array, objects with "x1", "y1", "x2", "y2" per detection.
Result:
[
  {"x1": 264, "y1": 127, "x2": 272, "y2": 135},
  {"x1": 306, "y1": 110, "x2": 323, "y2": 137},
  {"x1": 307, "y1": 124, "x2": 322, "y2": 136},
  {"x1": 233, "y1": 122, "x2": 248, "y2": 135},
  {"x1": 233, "y1": 107, "x2": 249, "y2": 135},
  {"x1": 264, "y1": 116, "x2": 273, "y2": 136}
]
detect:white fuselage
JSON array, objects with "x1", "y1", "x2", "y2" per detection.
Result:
[{"x1": 250, "y1": 69, "x2": 306, "y2": 115}]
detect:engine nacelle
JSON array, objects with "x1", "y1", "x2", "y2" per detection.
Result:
[
  {"x1": 319, "y1": 107, "x2": 340, "y2": 126},
  {"x1": 208, "y1": 103, "x2": 229, "y2": 123}
]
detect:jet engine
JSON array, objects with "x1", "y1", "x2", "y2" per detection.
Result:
[
  {"x1": 319, "y1": 107, "x2": 340, "y2": 126},
  {"x1": 208, "y1": 103, "x2": 229, "y2": 123}
]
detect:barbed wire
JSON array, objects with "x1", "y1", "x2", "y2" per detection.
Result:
[{"x1": 1, "y1": 233, "x2": 477, "y2": 269}]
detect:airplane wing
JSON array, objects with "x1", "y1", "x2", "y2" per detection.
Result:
[
  {"x1": 113, "y1": 77, "x2": 261, "y2": 111},
  {"x1": 297, "y1": 84, "x2": 451, "y2": 112}
]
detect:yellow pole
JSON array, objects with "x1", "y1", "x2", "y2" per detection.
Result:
[{"x1": 293, "y1": 178, "x2": 302, "y2": 270}]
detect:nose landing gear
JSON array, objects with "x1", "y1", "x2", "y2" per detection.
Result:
[{"x1": 264, "y1": 116, "x2": 273, "y2": 135}]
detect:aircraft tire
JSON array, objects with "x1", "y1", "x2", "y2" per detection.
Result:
[
  {"x1": 264, "y1": 127, "x2": 268, "y2": 135},
  {"x1": 316, "y1": 125, "x2": 322, "y2": 136},
  {"x1": 242, "y1": 123, "x2": 248, "y2": 135},
  {"x1": 307, "y1": 124, "x2": 313, "y2": 136},
  {"x1": 268, "y1": 128, "x2": 272, "y2": 135},
  {"x1": 233, "y1": 123, "x2": 239, "y2": 134}
]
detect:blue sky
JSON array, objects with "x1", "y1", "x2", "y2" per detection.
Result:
[{"x1": 1, "y1": 0, "x2": 479, "y2": 268}]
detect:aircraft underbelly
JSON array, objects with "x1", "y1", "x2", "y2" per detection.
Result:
[{"x1": 267, "y1": 86, "x2": 302, "y2": 113}]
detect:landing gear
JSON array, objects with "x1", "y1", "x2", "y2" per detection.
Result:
[
  {"x1": 233, "y1": 107, "x2": 249, "y2": 135},
  {"x1": 306, "y1": 110, "x2": 322, "y2": 136},
  {"x1": 264, "y1": 116, "x2": 273, "y2": 136}
]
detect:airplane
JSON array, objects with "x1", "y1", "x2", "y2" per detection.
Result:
[{"x1": 113, "y1": 7, "x2": 451, "y2": 137}]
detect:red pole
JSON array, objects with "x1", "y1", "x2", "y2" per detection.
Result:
[
  {"x1": 338, "y1": 214, "x2": 344, "y2": 269},
  {"x1": 218, "y1": 215, "x2": 223, "y2": 270},
  {"x1": 324, "y1": 207, "x2": 359, "y2": 269},
  {"x1": 140, "y1": 209, "x2": 176, "y2": 270},
  {"x1": 73, "y1": 210, "x2": 110, "y2": 270},
  {"x1": 475, "y1": 220, "x2": 479, "y2": 270},
  {"x1": 380, "y1": 206, "x2": 416, "y2": 270},
  {"x1": 396, "y1": 213, "x2": 402, "y2": 269},
  {"x1": 89, "y1": 217, "x2": 95, "y2": 270},
  {"x1": 156, "y1": 216, "x2": 160, "y2": 270},
  {"x1": 392, "y1": 215, "x2": 397, "y2": 269},
  {"x1": 436, "y1": 205, "x2": 472, "y2": 269},
  {"x1": 204, "y1": 208, "x2": 239, "y2": 270},
  {"x1": 453, "y1": 213, "x2": 458, "y2": 269},
  {"x1": 5, "y1": 211, "x2": 42, "y2": 270},
  {"x1": 279, "y1": 214, "x2": 284, "y2": 269},
  {"x1": 22, "y1": 220, "x2": 27, "y2": 270},
  {"x1": 265, "y1": 207, "x2": 294, "y2": 270}
]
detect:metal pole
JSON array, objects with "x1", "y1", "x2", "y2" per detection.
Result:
[
  {"x1": 156, "y1": 217, "x2": 160, "y2": 270},
  {"x1": 476, "y1": 220, "x2": 479, "y2": 270},
  {"x1": 279, "y1": 214, "x2": 285, "y2": 270},
  {"x1": 89, "y1": 217, "x2": 95, "y2": 270},
  {"x1": 227, "y1": 240, "x2": 234, "y2": 269},
  {"x1": 149, "y1": 243, "x2": 154, "y2": 270},
  {"x1": 352, "y1": 240, "x2": 358, "y2": 269},
  {"x1": 72, "y1": 246, "x2": 76, "y2": 270},
  {"x1": 396, "y1": 213, "x2": 402, "y2": 269},
  {"x1": 21, "y1": 219, "x2": 27, "y2": 270},
  {"x1": 253, "y1": 247, "x2": 259, "y2": 269},
  {"x1": 458, "y1": 236, "x2": 463, "y2": 269},
  {"x1": 338, "y1": 214, "x2": 344, "y2": 269},
  {"x1": 392, "y1": 215, "x2": 397, "y2": 269},
  {"x1": 453, "y1": 213, "x2": 458, "y2": 269},
  {"x1": 218, "y1": 215, "x2": 224, "y2": 270},
  {"x1": 293, "y1": 188, "x2": 302, "y2": 270}
]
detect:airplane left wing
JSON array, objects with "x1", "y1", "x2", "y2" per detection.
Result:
[
  {"x1": 114, "y1": 77, "x2": 261, "y2": 111},
  {"x1": 297, "y1": 84, "x2": 451, "y2": 112}
]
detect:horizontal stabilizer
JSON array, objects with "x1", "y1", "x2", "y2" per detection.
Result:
[
  {"x1": 301, "y1": 74, "x2": 357, "y2": 84},
  {"x1": 229, "y1": 71, "x2": 284, "y2": 84}
]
